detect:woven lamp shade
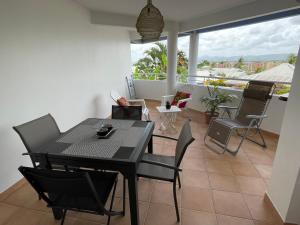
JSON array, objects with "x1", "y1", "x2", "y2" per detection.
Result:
[{"x1": 136, "y1": 0, "x2": 164, "y2": 41}]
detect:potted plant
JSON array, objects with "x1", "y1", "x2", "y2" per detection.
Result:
[{"x1": 200, "y1": 86, "x2": 237, "y2": 124}]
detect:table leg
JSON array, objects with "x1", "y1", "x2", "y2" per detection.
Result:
[
  {"x1": 128, "y1": 173, "x2": 140, "y2": 225},
  {"x1": 148, "y1": 135, "x2": 153, "y2": 154}
]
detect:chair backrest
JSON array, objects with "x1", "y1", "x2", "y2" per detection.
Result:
[
  {"x1": 175, "y1": 120, "x2": 195, "y2": 167},
  {"x1": 18, "y1": 166, "x2": 106, "y2": 213},
  {"x1": 111, "y1": 105, "x2": 142, "y2": 120},
  {"x1": 110, "y1": 90, "x2": 121, "y2": 103},
  {"x1": 126, "y1": 75, "x2": 136, "y2": 99},
  {"x1": 235, "y1": 81, "x2": 275, "y2": 125},
  {"x1": 13, "y1": 114, "x2": 61, "y2": 154}
]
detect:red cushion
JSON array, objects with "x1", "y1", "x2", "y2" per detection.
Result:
[
  {"x1": 171, "y1": 91, "x2": 191, "y2": 108},
  {"x1": 117, "y1": 97, "x2": 129, "y2": 106}
]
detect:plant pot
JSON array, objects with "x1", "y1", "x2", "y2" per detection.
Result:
[{"x1": 204, "y1": 111, "x2": 219, "y2": 124}]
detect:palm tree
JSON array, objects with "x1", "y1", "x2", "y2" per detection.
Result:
[
  {"x1": 134, "y1": 42, "x2": 189, "y2": 81},
  {"x1": 144, "y1": 42, "x2": 167, "y2": 73}
]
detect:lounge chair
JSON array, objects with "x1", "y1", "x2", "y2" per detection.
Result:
[{"x1": 204, "y1": 81, "x2": 275, "y2": 155}]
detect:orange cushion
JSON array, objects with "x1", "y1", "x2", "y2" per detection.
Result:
[
  {"x1": 117, "y1": 97, "x2": 129, "y2": 106},
  {"x1": 171, "y1": 91, "x2": 191, "y2": 108}
]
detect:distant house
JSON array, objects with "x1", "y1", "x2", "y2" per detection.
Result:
[{"x1": 245, "y1": 63, "x2": 294, "y2": 83}]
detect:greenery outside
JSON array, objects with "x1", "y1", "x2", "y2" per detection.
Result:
[
  {"x1": 133, "y1": 43, "x2": 188, "y2": 83},
  {"x1": 132, "y1": 42, "x2": 295, "y2": 95}
]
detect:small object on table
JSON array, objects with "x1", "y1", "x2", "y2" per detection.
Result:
[
  {"x1": 166, "y1": 101, "x2": 171, "y2": 110},
  {"x1": 97, "y1": 124, "x2": 115, "y2": 138},
  {"x1": 156, "y1": 105, "x2": 181, "y2": 132}
]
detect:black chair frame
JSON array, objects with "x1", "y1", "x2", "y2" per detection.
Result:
[{"x1": 20, "y1": 153, "x2": 126, "y2": 225}]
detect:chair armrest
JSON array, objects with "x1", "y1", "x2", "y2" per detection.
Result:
[
  {"x1": 152, "y1": 134, "x2": 178, "y2": 141},
  {"x1": 178, "y1": 97, "x2": 192, "y2": 104},
  {"x1": 218, "y1": 105, "x2": 238, "y2": 110},
  {"x1": 140, "y1": 159, "x2": 182, "y2": 171},
  {"x1": 127, "y1": 99, "x2": 146, "y2": 108},
  {"x1": 127, "y1": 99, "x2": 146, "y2": 103},
  {"x1": 162, "y1": 95, "x2": 175, "y2": 98},
  {"x1": 246, "y1": 114, "x2": 268, "y2": 119}
]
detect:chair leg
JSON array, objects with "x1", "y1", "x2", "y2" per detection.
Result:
[
  {"x1": 107, "y1": 180, "x2": 118, "y2": 225},
  {"x1": 177, "y1": 174, "x2": 181, "y2": 189},
  {"x1": 173, "y1": 178, "x2": 180, "y2": 222},
  {"x1": 122, "y1": 176, "x2": 126, "y2": 216},
  {"x1": 60, "y1": 209, "x2": 67, "y2": 225}
]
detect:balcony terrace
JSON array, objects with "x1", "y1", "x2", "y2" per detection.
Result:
[{"x1": 0, "y1": 100, "x2": 280, "y2": 225}]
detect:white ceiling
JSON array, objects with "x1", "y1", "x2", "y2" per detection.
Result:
[{"x1": 76, "y1": 0, "x2": 257, "y2": 22}]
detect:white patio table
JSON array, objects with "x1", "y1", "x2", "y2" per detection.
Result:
[{"x1": 156, "y1": 105, "x2": 181, "y2": 132}]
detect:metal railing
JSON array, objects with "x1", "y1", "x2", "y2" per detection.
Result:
[{"x1": 186, "y1": 75, "x2": 292, "y2": 85}]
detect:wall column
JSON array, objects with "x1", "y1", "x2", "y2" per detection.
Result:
[
  {"x1": 188, "y1": 31, "x2": 199, "y2": 77},
  {"x1": 167, "y1": 28, "x2": 178, "y2": 95},
  {"x1": 267, "y1": 47, "x2": 300, "y2": 224}
]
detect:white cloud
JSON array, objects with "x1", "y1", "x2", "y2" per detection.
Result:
[{"x1": 131, "y1": 15, "x2": 300, "y2": 63}]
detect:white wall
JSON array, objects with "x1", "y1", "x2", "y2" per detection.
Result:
[
  {"x1": 267, "y1": 48, "x2": 300, "y2": 224},
  {"x1": 134, "y1": 80, "x2": 286, "y2": 134},
  {"x1": 0, "y1": 0, "x2": 131, "y2": 192}
]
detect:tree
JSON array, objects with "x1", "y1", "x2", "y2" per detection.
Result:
[
  {"x1": 197, "y1": 60, "x2": 210, "y2": 68},
  {"x1": 288, "y1": 54, "x2": 297, "y2": 65},
  {"x1": 133, "y1": 42, "x2": 189, "y2": 82},
  {"x1": 234, "y1": 57, "x2": 245, "y2": 69}
]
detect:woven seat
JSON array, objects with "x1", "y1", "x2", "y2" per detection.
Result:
[{"x1": 137, "y1": 154, "x2": 175, "y2": 181}]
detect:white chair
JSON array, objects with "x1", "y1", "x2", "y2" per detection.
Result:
[
  {"x1": 161, "y1": 84, "x2": 193, "y2": 111},
  {"x1": 110, "y1": 90, "x2": 150, "y2": 121}
]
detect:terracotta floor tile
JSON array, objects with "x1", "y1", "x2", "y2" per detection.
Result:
[
  {"x1": 182, "y1": 209, "x2": 217, "y2": 225},
  {"x1": 236, "y1": 176, "x2": 267, "y2": 196},
  {"x1": 245, "y1": 151, "x2": 273, "y2": 166},
  {"x1": 4, "y1": 208, "x2": 60, "y2": 225},
  {"x1": 0, "y1": 203, "x2": 20, "y2": 224},
  {"x1": 182, "y1": 187, "x2": 214, "y2": 213},
  {"x1": 4, "y1": 183, "x2": 50, "y2": 212},
  {"x1": 182, "y1": 158, "x2": 206, "y2": 171},
  {"x1": 253, "y1": 165, "x2": 273, "y2": 179},
  {"x1": 212, "y1": 190, "x2": 252, "y2": 219},
  {"x1": 182, "y1": 170, "x2": 210, "y2": 188},
  {"x1": 208, "y1": 173, "x2": 239, "y2": 192},
  {"x1": 138, "y1": 179, "x2": 154, "y2": 202},
  {"x1": 216, "y1": 214, "x2": 255, "y2": 225},
  {"x1": 231, "y1": 163, "x2": 260, "y2": 177},
  {"x1": 253, "y1": 220, "x2": 283, "y2": 225},
  {"x1": 243, "y1": 195, "x2": 282, "y2": 223},
  {"x1": 205, "y1": 160, "x2": 234, "y2": 176},
  {"x1": 150, "y1": 182, "x2": 181, "y2": 207},
  {"x1": 110, "y1": 199, "x2": 149, "y2": 225},
  {"x1": 0, "y1": 179, "x2": 27, "y2": 202},
  {"x1": 185, "y1": 147, "x2": 204, "y2": 159},
  {"x1": 145, "y1": 203, "x2": 179, "y2": 225}
]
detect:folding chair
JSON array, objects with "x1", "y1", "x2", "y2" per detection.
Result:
[
  {"x1": 19, "y1": 165, "x2": 124, "y2": 225},
  {"x1": 204, "y1": 81, "x2": 275, "y2": 155}
]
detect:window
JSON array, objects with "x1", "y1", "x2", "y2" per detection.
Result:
[
  {"x1": 130, "y1": 15, "x2": 300, "y2": 94},
  {"x1": 130, "y1": 36, "x2": 189, "y2": 82},
  {"x1": 195, "y1": 15, "x2": 300, "y2": 94}
]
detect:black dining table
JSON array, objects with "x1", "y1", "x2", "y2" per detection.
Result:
[{"x1": 32, "y1": 118, "x2": 154, "y2": 225}]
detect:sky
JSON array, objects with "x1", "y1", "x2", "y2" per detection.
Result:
[{"x1": 131, "y1": 15, "x2": 300, "y2": 63}]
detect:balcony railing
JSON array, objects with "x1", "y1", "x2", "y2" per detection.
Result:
[{"x1": 133, "y1": 73, "x2": 292, "y2": 95}]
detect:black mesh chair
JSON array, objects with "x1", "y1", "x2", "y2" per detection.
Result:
[
  {"x1": 111, "y1": 105, "x2": 142, "y2": 120},
  {"x1": 19, "y1": 166, "x2": 124, "y2": 225},
  {"x1": 13, "y1": 114, "x2": 61, "y2": 167},
  {"x1": 137, "y1": 120, "x2": 194, "y2": 221},
  {"x1": 204, "y1": 81, "x2": 275, "y2": 155}
]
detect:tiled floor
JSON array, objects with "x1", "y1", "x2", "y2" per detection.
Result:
[{"x1": 0, "y1": 100, "x2": 281, "y2": 225}]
